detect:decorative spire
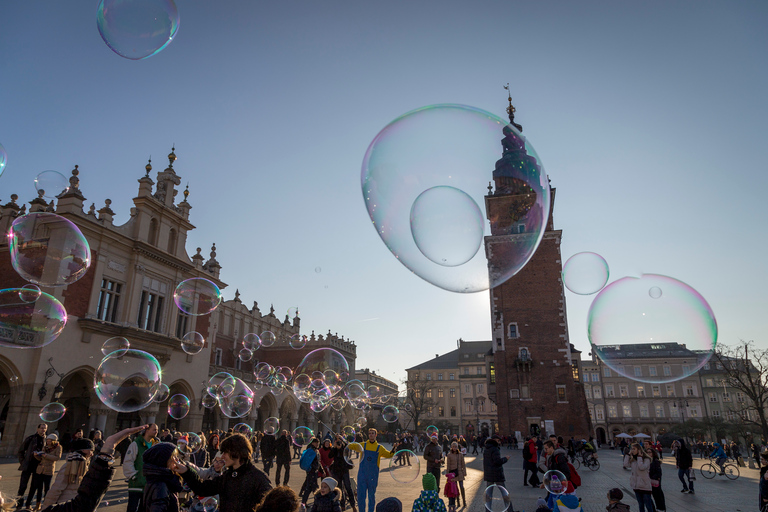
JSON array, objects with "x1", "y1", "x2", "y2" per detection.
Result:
[
  {"x1": 504, "y1": 83, "x2": 523, "y2": 132},
  {"x1": 234, "y1": 289, "x2": 241, "y2": 302},
  {"x1": 167, "y1": 145, "x2": 177, "y2": 169},
  {"x1": 145, "y1": 157, "x2": 152, "y2": 177},
  {"x1": 69, "y1": 165, "x2": 80, "y2": 190},
  {"x1": 183, "y1": 183, "x2": 189, "y2": 201}
]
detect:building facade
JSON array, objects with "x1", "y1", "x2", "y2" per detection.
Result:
[
  {"x1": 355, "y1": 368, "x2": 398, "y2": 398},
  {"x1": 580, "y1": 360, "x2": 607, "y2": 444}
]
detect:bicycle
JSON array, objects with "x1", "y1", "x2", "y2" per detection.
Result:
[
  {"x1": 581, "y1": 451, "x2": 600, "y2": 471},
  {"x1": 700, "y1": 457, "x2": 740, "y2": 480}
]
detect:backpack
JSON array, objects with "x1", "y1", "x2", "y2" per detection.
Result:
[
  {"x1": 567, "y1": 462, "x2": 581, "y2": 487},
  {"x1": 300, "y1": 448, "x2": 316, "y2": 471}
]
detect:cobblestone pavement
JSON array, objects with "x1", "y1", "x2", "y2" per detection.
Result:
[{"x1": 0, "y1": 446, "x2": 759, "y2": 512}]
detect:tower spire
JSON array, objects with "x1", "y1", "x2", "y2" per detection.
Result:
[{"x1": 504, "y1": 83, "x2": 523, "y2": 132}]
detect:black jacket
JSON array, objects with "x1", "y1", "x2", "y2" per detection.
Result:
[
  {"x1": 19, "y1": 433, "x2": 45, "y2": 472},
  {"x1": 260, "y1": 435, "x2": 276, "y2": 459},
  {"x1": 142, "y1": 463, "x2": 184, "y2": 512},
  {"x1": 649, "y1": 459, "x2": 662, "y2": 481},
  {"x1": 181, "y1": 460, "x2": 272, "y2": 512},
  {"x1": 309, "y1": 489, "x2": 342, "y2": 512},
  {"x1": 482, "y1": 439, "x2": 508, "y2": 483},
  {"x1": 275, "y1": 436, "x2": 292, "y2": 464},
  {"x1": 424, "y1": 442, "x2": 442, "y2": 471},
  {"x1": 676, "y1": 442, "x2": 693, "y2": 470},
  {"x1": 328, "y1": 442, "x2": 350, "y2": 475},
  {"x1": 42, "y1": 455, "x2": 115, "y2": 512}
]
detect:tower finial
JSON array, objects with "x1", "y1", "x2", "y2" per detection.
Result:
[
  {"x1": 503, "y1": 83, "x2": 523, "y2": 132},
  {"x1": 145, "y1": 156, "x2": 152, "y2": 177},
  {"x1": 168, "y1": 145, "x2": 177, "y2": 167},
  {"x1": 183, "y1": 182, "x2": 189, "y2": 201}
]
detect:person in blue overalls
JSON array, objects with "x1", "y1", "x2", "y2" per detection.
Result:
[{"x1": 349, "y1": 428, "x2": 400, "y2": 512}]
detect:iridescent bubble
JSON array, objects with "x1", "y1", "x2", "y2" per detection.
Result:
[
  {"x1": 168, "y1": 394, "x2": 190, "y2": 420},
  {"x1": 254, "y1": 362, "x2": 273, "y2": 382},
  {"x1": 201, "y1": 497, "x2": 218, "y2": 512},
  {"x1": 649, "y1": 286, "x2": 662, "y2": 299},
  {"x1": 207, "y1": 372, "x2": 236, "y2": 399},
  {"x1": 543, "y1": 470, "x2": 567, "y2": 495},
  {"x1": 34, "y1": 171, "x2": 69, "y2": 199},
  {"x1": 201, "y1": 393, "x2": 217, "y2": 408},
  {"x1": 94, "y1": 349, "x2": 162, "y2": 412},
  {"x1": 233, "y1": 423, "x2": 253, "y2": 436},
  {"x1": 404, "y1": 403, "x2": 412, "y2": 412},
  {"x1": 426, "y1": 425, "x2": 438, "y2": 437},
  {"x1": 355, "y1": 416, "x2": 367, "y2": 429},
  {"x1": 342, "y1": 426, "x2": 356, "y2": 443},
  {"x1": 290, "y1": 334, "x2": 307, "y2": 350},
  {"x1": 174, "y1": 278, "x2": 222, "y2": 316},
  {"x1": 287, "y1": 307, "x2": 299, "y2": 318},
  {"x1": 0, "y1": 288, "x2": 67, "y2": 349},
  {"x1": 153, "y1": 383, "x2": 170, "y2": 402},
  {"x1": 96, "y1": 0, "x2": 180, "y2": 60},
  {"x1": 389, "y1": 450, "x2": 419, "y2": 483},
  {"x1": 344, "y1": 443, "x2": 361, "y2": 465},
  {"x1": 362, "y1": 104, "x2": 550, "y2": 293},
  {"x1": 292, "y1": 426, "x2": 313, "y2": 447},
  {"x1": 382, "y1": 405, "x2": 399, "y2": 423},
  {"x1": 589, "y1": 274, "x2": 717, "y2": 383},
  {"x1": 9, "y1": 212, "x2": 91, "y2": 287},
  {"x1": 315, "y1": 267, "x2": 322, "y2": 273},
  {"x1": 562, "y1": 252, "x2": 610, "y2": 295},
  {"x1": 259, "y1": 331, "x2": 276, "y2": 347},
  {"x1": 177, "y1": 432, "x2": 202, "y2": 454},
  {"x1": 39, "y1": 402, "x2": 66, "y2": 422},
  {"x1": 218, "y1": 378, "x2": 254, "y2": 419},
  {"x1": 102, "y1": 336, "x2": 130, "y2": 357},
  {"x1": 484, "y1": 484, "x2": 511, "y2": 512},
  {"x1": 179, "y1": 331, "x2": 204, "y2": 355},
  {"x1": 367, "y1": 385, "x2": 381, "y2": 400},
  {"x1": 238, "y1": 348, "x2": 253, "y2": 362},
  {"x1": 293, "y1": 373, "x2": 311, "y2": 393},
  {"x1": 410, "y1": 186, "x2": 484, "y2": 267},
  {"x1": 242, "y1": 333, "x2": 260, "y2": 351},
  {"x1": 295, "y1": 348, "x2": 350, "y2": 397},
  {"x1": 263, "y1": 417, "x2": 280, "y2": 435},
  {"x1": 9, "y1": 375, "x2": 19, "y2": 383},
  {"x1": 0, "y1": 142, "x2": 7, "y2": 177},
  {"x1": 18, "y1": 284, "x2": 42, "y2": 303}
]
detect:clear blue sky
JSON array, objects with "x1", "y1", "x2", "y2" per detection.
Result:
[{"x1": 1, "y1": 1, "x2": 766, "y2": 387}]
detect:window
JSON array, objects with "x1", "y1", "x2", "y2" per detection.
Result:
[
  {"x1": 708, "y1": 392, "x2": 718, "y2": 402},
  {"x1": 666, "y1": 384, "x2": 676, "y2": 397},
  {"x1": 464, "y1": 384, "x2": 470, "y2": 394},
  {"x1": 640, "y1": 404, "x2": 649, "y2": 417},
  {"x1": 463, "y1": 367, "x2": 469, "y2": 375},
  {"x1": 519, "y1": 348, "x2": 530, "y2": 362},
  {"x1": 585, "y1": 387, "x2": 592, "y2": 399},
  {"x1": 477, "y1": 366, "x2": 483, "y2": 375},
  {"x1": 634, "y1": 366, "x2": 642, "y2": 377},
  {"x1": 705, "y1": 378, "x2": 714, "y2": 387},
  {"x1": 137, "y1": 290, "x2": 164, "y2": 332},
  {"x1": 427, "y1": 407, "x2": 433, "y2": 416},
  {"x1": 652, "y1": 385, "x2": 661, "y2": 397},
  {"x1": 438, "y1": 373, "x2": 443, "y2": 381},
  {"x1": 670, "y1": 404, "x2": 680, "y2": 418},
  {"x1": 608, "y1": 404, "x2": 618, "y2": 418},
  {"x1": 619, "y1": 384, "x2": 628, "y2": 398},
  {"x1": 235, "y1": 356, "x2": 242, "y2": 371},
  {"x1": 167, "y1": 228, "x2": 177, "y2": 254},
  {"x1": 605, "y1": 384, "x2": 614, "y2": 397},
  {"x1": 508, "y1": 323, "x2": 519, "y2": 338},
  {"x1": 663, "y1": 366, "x2": 671, "y2": 376},
  {"x1": 737, "y1": 392, "x2": 745, "y2": 403},
  {"x1": 593, "y1": 387, "x2": 602, "y2": 399},
  {"x1": 716, "y1": 363, "x2": 723, "y2": 370},
  {"x1": 438, "y1": 407, "x2": 444, "y2": 417},
  {"x1": 603, "y1": 367, "x2": 611, "y2": 378},
  {"x1": 426, "y1": 389, "x2": 432, "y2": 399},
  {"x1": 450, "y1": 406, "x2": 456, "y2": 417},
  {"x1": 97, "y1": 279, "x2": 122, "y2": 322},
  {"x1": 684, "y1": 384, "x2": 696, "y2": 397},
  {"x1": 689, "y1": 405, "x2": 700, "y2": 418},
  {"x1": 595, "y1": 406, "x2": 604, "y2": 420},
  {"x1": 572, "y1": 364, "x2": 580, "y2": 381},
  {"x1": 712, "y1": 410, "x2": 720, "y2": 418},
  {"x1": 215, "y1": 348, "x2": 223, "y2": 366},
  {"x1": 556, "y1": 385, "x2": 567, "y2": 402},
  {"x1": 477, "y1": 400, "x2": 485, "y2": 412},
  {"x1": 722, "y1": 392, "x2": 731, "y2": 402},
  {"x1": 704, "y1": 363, "x2": 710, "y2": 370},
  {"x1": 591, "y1": 373, "x2": 600, "y2": 382},
  {"x1": 649, "y1": 366, "x2": 657, "y2": 376},
  {"x1": 636, "y1": 385, "x2": 645, "y2": 397},
  {"x1": 589, "y1": 408, "x2": 595, "y2": 422},
  {"x1": 491, "y1": 402, "x2": 497, "y2": 412},
  {"x1": 682, "y1": 365, "x2": 690, "y2": 375},
  {"x1": 175, "y1": 311, "x2": 190, "y2": 339},
  {"x1": 725, "y1": 410, "x2": 735, "y2": 421},
  {"x1": 465, "y1": 401, "x2": 472, "y2": 412},
  {"x1": 655, "y1": 404, "x2": 665, "y2": 417},
  {"x1": 450, "y1": 388, "x2": 456, "y2": 398},
  {"x1": 449, "y1": 373, "x2": 455, "y2": 380},
  {"x1": 477, "y1": 383, "x2": 484, "y2": 394},
  {"x1": 426, "y1": 374, "x2": 432, "y2": 381},
  {"x1": 521, "y1": 385, "x2": 530, "y2": 399},
  {"x1": 490, "y1": 364, "x2": 496, "y2": 384},
  {"x1": 438, "y1": 388, "x2": 444, "y2": 398},
  {"x1": 622, "y1": 404, "x2": 632, "y2": 417},
  {"x1": 583, "y1": 374, "x2": 590, "y2": 383}
]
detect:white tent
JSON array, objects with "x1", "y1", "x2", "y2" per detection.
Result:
[
  {"x1": 633, "y1": 433, "x2": 651, "y2": 439},
  {"x1": 615, "y1": 433, "x2": 632, "y2": 438}
]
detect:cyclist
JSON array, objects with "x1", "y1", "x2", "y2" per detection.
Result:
[
  {"x1": 710, "y1": 442, "x2": 728, "y2": 475},
  {"x1": 582, "y1": 439, "x2": 597, "y2": 464}
]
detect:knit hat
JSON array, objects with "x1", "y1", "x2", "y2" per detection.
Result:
[
  {"x1": 608, "y1": 488, "x2": 623, "y2": 501},
  {"x1": 71, "y1": 438, "x2": 94, "y2": 452},
  {"x1": 143, "y1": 442, "x2": 177, "y2": 467},
  {"x1": 422, "y1": 473, "x2": 437, "y2": 491},
  {"x1": 321, "y1": 477, "x2": 337, "y2": 492},
  {"x1": 375, "y1": 497, "x2": 402, "y2": 512},
  {"x1": 47, "y1": 434, "x2": 58, "y2": 441}
]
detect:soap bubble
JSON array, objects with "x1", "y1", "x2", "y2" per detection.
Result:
[
  {"x1": 382, "y1": 405, "x2": 399, "y2": 423},
  {"x1": 589, "y1": 274, "x2": 717, "y2": 383},
  {"x1": 9, "y1": 212, "x2": 91, "y2": 287},
  {"x1": 153, "y1": 383, "x2": 170, "y2": 402},
  {"x1": 404, "y1": 403, "x2": 412, "y2": 412},
  {"x1": 168, "y1": 394, "x2": 190, "y2": 420},
  {"x1": 201, "y1": 393, "x2": 217, "y2": 408},
  {"x1": 259, "y1": 331, "x2": 276, "y2": 347},
  {"x1": 238, "y1": 348, "x2": 253, "y2": 362},
  {"x1": 562, "y1": 252, "x2": 610, "y2": 295},
  {"x1": 355, "y1": 416, "x2": 367, "y2": 429},
  {"x1": 295, "y1": 348, "x2": 349, "y2": 397},
  {"x1": 177, "y1": 432, "x2": 202, "y2": 454},
  {"x1": 426, "y1": 425, "x2": 439, "y2": 438},
  {"x1": 218, "y1": 378, "x2": 253, "y2": 418},
  {"x1": 94, "y1": 349, "x2": 162, "y2": 412},
  {"x1": 39, "y1": 402, "x2": 66, "y2": 422},
  {"x1": 96, "y1": 0, "x2": 180, "y2": 60},
  {"x1": 263, "y1": 417, "x2": 280, "y2": 435},
  {"x1": 180, "y1": 331, "x2": 204, "y2": 355},
  {"x1": 174, "y1": 278, "x2": 222, "y2": 316},
  {"x1": 102, "y1": 336, "x2": 130, "y2": 357},
  {"x1": 340, "y1": 426, "x2": 355, "y2": 443},
  {"x1": 362, "y1": 104, "x2": 549, "y2": 293},
  {"x1": 367, "y1": 385, "x2": 381, "y2": 400},
  {"x1": 649, "y1": 286, "x2": 662, "y2": 299},
  {"x1": 0, "y1": 288, "x2": 67, "y2": 349},
  {"x1": 389, "y1": 450, "x2": 419, "y2": 483},
  {"x1": 200, "y1": 497, "x2": 218, "y2": 512},
  {"x1": 18, "y1": 284, "x2": 42, "y2": 303},
  {"x1": 9, "y1": 375, "x2": 19, "y2": 383},
  {"x1": 207, "y1": 372, "x2": 236, "y2": 399},
  {"x1": 242, "y1": 333, "x2": 260, "y2": 351},
  {"x1": 290, "y1": 334, "x2": 307, "y2": 349},
  {"x1": 0, "y1": 142, "x2": 7, "y2": 177},
  {"x1": 484, "y1": 484, "x2": 511, "y2": 512},
  {"x1": 410, "y1": 186, "x2": 484, "y2": 267},
  {"x1": 315, "y1": 267, "x2": 322, "y2": 273},
  {"x1": 233, "y1": 423, "x2": 253, "y2": 436},
  {"x1": 292, "y1": 426, "x2": 313, "y2": 446},
  {"x1": 34, "y1": 171, "x2": 69, "y2": 199},
  {"x1": 287, "y1": 307, "x2": 299, "y2": 318},
  {"x1": 543, "y1": 470, "x2": 567, "y2": 495},
  {"x1": 344, "y1": 443, "x2": 361, "y2": 465}
]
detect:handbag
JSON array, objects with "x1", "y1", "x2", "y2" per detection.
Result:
[{"x1": 687, "y1": 468, "x2": 696, "y2": 480}]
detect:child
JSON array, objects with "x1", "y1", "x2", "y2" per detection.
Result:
[
  {"x1": 443, "y1": 473, "x2": 459, "y2": 512},
  {"x1": 606, "y1": 488, "x2": 630, "y2": 512},
  {"x1": 309, "y1": 477, "x2": 342, "y2": 512},
  {"x1": 412, "y1": 473, "x2": 446, "y2": 512}
]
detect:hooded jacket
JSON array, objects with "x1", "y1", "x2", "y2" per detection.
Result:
[
  {"x1": 482, "y1": 438, "x2": 508, "y2": 483},
  {"x1": 309, "y1": 488, "x2": 342, "y2": 512},
  {"x1": 547, "y1": 447, "x2": 571, "y2": 480},
  {"x1": 623, "y1": 453, "x2": 652, "y2": 491},
  {"x1": 142, "y1": 463, "x2": 184, "y2": 512},
  {"x1": 411, "y1": 490, "x2": 447, "y2": 512}
]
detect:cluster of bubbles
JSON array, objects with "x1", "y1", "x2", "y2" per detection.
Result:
[{"x1": 97, "y1": 0, "x2": 180, "y2": 60}]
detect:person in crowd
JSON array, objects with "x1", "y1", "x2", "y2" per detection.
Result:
[
  {"x1": 606, "y1": 488, "x2": 631, "y2": 512},
  {"x1": 319, "y1": 439, "x2": 334, "y2": 479},
  {"x1": 299, "y1": 438, "x2": 321, "y2": 507},
  {"x1": 186, "y1": 452, "x2": 225, "y2": 512},
  {"x1": 124, "y1": 424, "x2": 159, "y2": 512},
  {"x1": 40, "y1": 438, "x2": 94, "y2": 508},
  {"x1": 648, "y1": 448, "x2": 666, "y2": 512},
  {"x1": 91, "y1": 432, "x2": 104, "y2": 456},
  {"x1": 172, "y1": 433, "x2": 272, "y2": 512},
  {"x1": 116, "y1": 432, "x2": 131, "y2": 467},
  {"x1": 260, "y1": 433, "x2": 276, "y2": 478},
  {"x1": 443, "y1": 472, "x2": 459, "y2": 512},
  {"x1": 252, "y1": 432, "x2": 262, "y2": 464},
  {"x1": 191, "y1": 434, "x2": 209, "y2": 469},
  {"x1": 309, "y1": 478, "x2": 342, "y2": 512},
  {"x1": 207, "y1": 435, "x2": 219, "y2": 465},
  {"x1": 329, "y1": 436, "x2": 356, "y2": 512},
  {"x1": 274, "y1": 430, "x2": 292, "y2": 487},
  {"x1": 673, "y1": 439, "x2": 694, "y2": 494},
  {"x1": 25, "y1": 434, "x2": 62, "y2": 510},
  {"x1": 758, "y1": 452, "x2": 768, "y2": 511},
  {"x1": 141, "y1": 443, "x2": 184, "y2": 512},
  {"x1": 71, "y1": 431, "x2": 83, "y2": 444},
  {"x1": 17, "y1": 424, "x2": 48, "y2": 505},
  {"x1": 445, "y1": 442, "x2": 466, "y2": 508},
  {"x1": 483, "y1": 436, "x2": 509, "y2": 488},
  {"x1": 523, "y1": 435, "x2": 540, "y2": 488},
  {"x1": 623, "y1": 443, "x2": 655, "y2": 512},
  {"x1": 411, "y1": 474, "x2": 446, "y2": 512},
  {"x1": 710, "y1": 442, "x2": 727, "y2": 474},
  {"x1": 543, "y1": 440, "x2": 570, "y2": 480},
  {"x1": 253, "y1": 487, "x2": 301, "y2": 512},
  {"x1": 423, "y1": 436, "x2": 443, "y2": 492},
  {"x1": 348, "y1": 429, "x2": 398, "y2": 512}
]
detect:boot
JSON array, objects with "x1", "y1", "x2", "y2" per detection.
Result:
[{"x1": 460, "y1": 488, "x2": 467, "y2": 507}]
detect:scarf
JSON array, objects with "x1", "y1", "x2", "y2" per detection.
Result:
[{"x1": 65, "y1": 452, "x2": 88, "y2": 484}]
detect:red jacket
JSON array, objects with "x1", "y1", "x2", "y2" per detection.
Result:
[{"x1": 526, "y1": 440, "x2": 538, "y2": 463}]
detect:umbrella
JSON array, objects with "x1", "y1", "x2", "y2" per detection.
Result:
[
  {"x1": 615, "y1": 433, "x2": 632, "y2": 438},
  {"x1": 633, "y1": 433, "x2": 651, "y2": 438}
]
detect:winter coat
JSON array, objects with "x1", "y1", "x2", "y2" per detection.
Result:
[
  {"x1": 424, "y1": 442, "x2": 443, "y2": 471},
  {"x1": 675, "y1": 443, "x2": 693, "y2": 470},
  {"x1": 40, "y1": 455, "x2": 115, "y2": 512},
  {"x1": 18, "y1": 433, "x2": 46, "y2": 472},
  {"x1": 319, "y1": 445, "x2": 334, "y2": 473},
  {"x1": 525, "y1": 440, "x2": 538, "y2": 463},
  {"x1": 606, "y1": 502, "x2": 631, "y2": 512},
  {"x1": 445, "y1": 452, "x2": 466, "y2": 481},
  {"x1": 482, "y1": 439, "x2": 508, "y2": 483},
  {"x1": 547, "y1": 447, "x2": 571, "y2": 480},
  {"x1": 260, "y1": 435, "x2": 276, "y2": 459},
  {"x1": 275, "y1": 435, "x2": 292, "y2": 464},
  {"x1": 41, "y1": 453, "x2": 90, "y2": 508},
  {"x1": 124, "y1": 436, "x2": 157, "y2": 490},
  {"x1": 180, "y1": 460, "x2": 272, "y2": 512},
  {"x1": 35, "y1": 443, "x2": 63, "y2": 476},
  {"x1": 309, "y1": 489, "x2": 342, "y2": 512},
  {"x1": 329, "y1": 443, "x2": 350, "y2": 475},
  {"x1": 142, "y1": 463, "x2": 184, "y2": 512},
  {"x1": 411, "y1": 490, "x2": 447, "y2": 512},
  {"x1": 649, "y1": 459, "x2": 662, "y2": 482},
  {"x1": 624, "y1": 454, "x2": 652, "y2": 491}
]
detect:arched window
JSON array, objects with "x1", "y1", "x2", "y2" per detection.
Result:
[
  {"x1": 167, "y1": 228, "x2": 177, "y2": 254},
  {"x1": 148, "y1": 218, "x2": 158, "y2": 246}
]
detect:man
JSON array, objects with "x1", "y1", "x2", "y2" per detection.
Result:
[
  {"x1": 260, "y1": 431, "x2": 276, "y2": 476},
  {"x1": 423, "y1": 435, "x2": 443, "y2": 490},
  {"x1": 71, "y1": 429, "x2": 83, "y2": 443},
  {"x1": 123, "y1": 423, "x2": 158, "y2": 512},
  {"x1": 523, "y1": 435, "x2": 539, "y2": 487},
  {"x1": 349, "y1": 428, "x2": 398, "y2": 512},
  {"x1": 483, "y1": 436, "x2": 508, "y2": 487},
  {"x1": 274, "y1": 430, "x2": 292, "y2": 486},
  {"x1": 543, "y1": 440, "x2": 570, "y2": 480},
  {"x1": 17, "y1": 423, "x2": 47, "y2": 504}
]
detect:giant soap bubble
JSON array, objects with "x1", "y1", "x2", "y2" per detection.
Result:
[
  {"x1": 295, "y1": 348, "x2": 349, "y2": 397},
  {"x1": 362, "y1": 104, "x2": 549, "y2": 293},
  {"x1": 0, "y1": 288, "x2": 67, "y2": 349},
  {"x1": 0, "y1": 142, "x2": 7, "y2": 177},
  {"x1": 562, "y1": 252, "x2": 609, "y2": 295},
  {"x1": 589, "y1": 274, "x2": 717, "y2": 383},
  {"x1": 174, "y1": 278, "x2": 222, "y2": 316},
  {"x1": 97, "y1": 0, "x2": 180, "y2": 60},
  {"x1": 218, "y1": 378, "x2": 254, "y2": 418},
  {"x1": 94, "y1": 349, "x2": 162, "y2": 412}
]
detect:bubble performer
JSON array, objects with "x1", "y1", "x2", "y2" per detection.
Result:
[{"x1": 347, "y1": 428, "x2": 400, "y2": 512}]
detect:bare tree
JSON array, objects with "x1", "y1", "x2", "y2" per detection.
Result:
[
  {"x1": 401, "y1": 374, "x2": 438, "y2": 433},
  {"x1": 712, "y1": 340, "x2": 768, "y2": 442}
]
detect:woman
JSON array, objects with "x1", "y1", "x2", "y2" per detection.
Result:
[
  {"x1": 192, "y1": 434, "x2": 209, "y2": 468},
  {"x1": 26, "y1": 434, "x2": 63, "y2": 509},
  {"x1": 40, "y1": 438, "x2": 94, "y2": 509},
  {"x1": 674, "y1": 439, "x2": 694, "y2": 494},
  {"x1": 328, "y1": 436, "x2": 356, "y2": 512},
  {"x1": 207, "y1": 435, "x2": 220, "y2": 465},
  {"x1": 92, "y1": 431, "x2": 104, "y2": 455},
  {"x1": 318, "y1": 439, "x2": 333, "y2": 479},
  {"x1": 142, "y1": 443, "x2": 184, "y2": 512},
  {"x1": 648, "y1": 448, "x2": 666, "y2": 512},
  {"x1": 445, "y1": 442, "x2": 466, "y2": 508},
  {"x1": 623, "y1": 443, "x2": 655, "y2": 512}
]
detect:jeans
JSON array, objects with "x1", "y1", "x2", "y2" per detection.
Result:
[
  {"x1": 429, "y1": 467, "x2": 441, "y2": 492},
  {"x1": 126, "y1": 491, "x2": 143, "y2": 512},
  {"x1": 677, "y1": 468, "x2": 694, "y2": 491},
  {"x1": 17, "y1": 470, "x2": 34, "y2": 498},
  {"x1": 300, "y1": 469, "x2": 318, "y2": 504},
  {"x1": 263, "y1": 457, "x2": 274, "y2": 476},
  {"x1": 634, "y1": 489, "x2": 655, "y2": 512},
  {"x1": 275, "y1": 462, "x2": 290, "y2": 486},
  {"x1": 651, "y1": 484, "x2": 666, "y2": 510},
  {"x1": 332, "y1": 471, "x2": 355, "y2": 509},
  {"x1": 26, "y1": 474, "x2": 52, "y2": 507}
]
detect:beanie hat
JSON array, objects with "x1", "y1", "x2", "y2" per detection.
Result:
[
  {"x1": 375, "y1": 497, "x2": 402, "y2": 512},
  {"x1": 71, "y1": 438, "x2": 94, "y2": 452},
  {"x1": 608, "y1": 488, "x2": 623, "y2": 501},
  {"x1": 321, "y1": 477, "x2": 337, "y2": 492},
  {"x1": 47, "y1": 434, "x2": 58, "y2": 441},
  {"x1": 143, "y1": 442, "x2": 177, "y2": 467},
  {"x1": 422, "y1": 472, "x2": 437, "y2": 491}
]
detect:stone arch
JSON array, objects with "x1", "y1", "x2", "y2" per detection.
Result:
[
  {"x1": 148, "y1": 218, "x2": 159, "y2": 246},
  {"x1": 56, "y1": 367, "x2": 98, "y2": 442},
  {"x1": 156, "y1": 379, "x2": 196, "y2": 432},
  {"x1": 167, "y1": 228, "x2": 178, "y2": 255},
  {"x1": 278, "y1": 394, "x2": 297, "y2": 431},
  {"x1": 0, "y1": 354, "x2": 23, "y2": 440},
  {"x1": 256, "y1": 393, "x2": 278, "y2": 430}
]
